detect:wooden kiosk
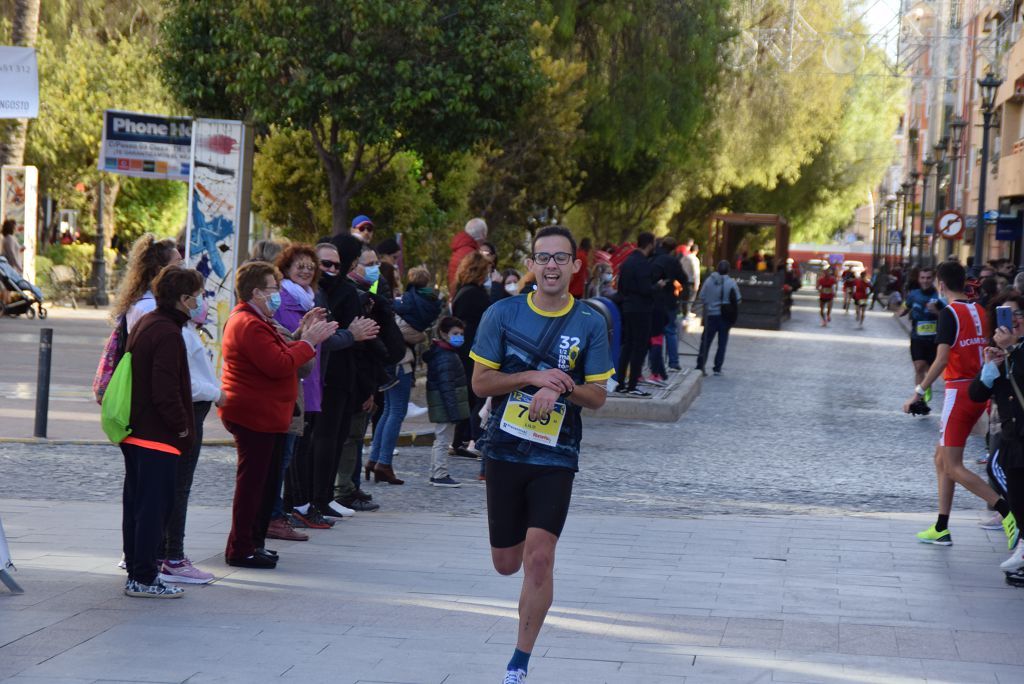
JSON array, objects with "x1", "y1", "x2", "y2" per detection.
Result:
[{"x1": 708, "y1": 213, "x2": 790, "y2": 330}]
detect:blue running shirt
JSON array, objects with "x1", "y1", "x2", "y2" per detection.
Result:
[{"x1": 470, "y1": 293, "x2": 615, "y2": 470}]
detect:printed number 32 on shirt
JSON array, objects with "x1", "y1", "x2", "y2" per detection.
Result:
[{"x1": 500, "y1": 390, "x2": 566, "y2": 446}]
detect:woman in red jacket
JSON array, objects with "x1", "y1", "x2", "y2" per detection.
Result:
[{"x1": 220, "y1": 262, "x2": 336, "y2": 568}]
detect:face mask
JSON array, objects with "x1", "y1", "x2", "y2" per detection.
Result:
[
  {"x1": 260, "y1": 290, "x2": 281, "y2": 314},
  {"x1": 601, "y1": 272, "x2": 613, "y2": 283},
  {"x1": 363, "y1": 265, "x2": 380, "y2": 283},
  {"x1": 505, "y1": 283, "x2": 518, "y2": 294},
  {"x1": 448, "y1": 334, "x2": 464, "y2": 348},
  {"x1": 189, "y1": 296, "x2": 208, "y2": 324}
]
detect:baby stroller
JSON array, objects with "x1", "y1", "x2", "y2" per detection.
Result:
[{"x1": 0, "y1": 256, "x2": 47, "y2": 319}]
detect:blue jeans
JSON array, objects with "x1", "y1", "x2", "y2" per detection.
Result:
[
  {"x1": 271, "y1": 432, "x2": 299, "y2": 520},
  {"x1": 696, "y1": 315, "x2": 731, "y2": 372},
  {"x1": 370, "y1": 367, "x2": 412, "y2": 466},
  {"x1": 664, "y1": 316, "x2": 679, "y2": 368}
]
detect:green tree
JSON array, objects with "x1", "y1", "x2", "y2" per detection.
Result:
[
  {"x1": 469, "y1": 22, "x2": 587, "y2": 260},
  {"x1": 161, "y1": 0, "x2": 543, "y2": 235},
  {"x1": 24, "y1": 28, "x2": 176, "y2": 246}
]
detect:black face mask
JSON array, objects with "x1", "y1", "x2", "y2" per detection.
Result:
[{"x1": 319, "y1": 271, "x2": 338, "y2": 289}]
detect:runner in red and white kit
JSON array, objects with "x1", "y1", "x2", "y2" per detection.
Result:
[
  {"x1": 902, "y1": 261, "x2": 1017, "y2": 547},
  {"x1": 852, "y1": 271, "x2": 871, "y2": 328},
  {"x1": 817, "y1": 267, "x2": 837, "y2": 327}
]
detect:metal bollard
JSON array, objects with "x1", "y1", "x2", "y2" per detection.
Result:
[{"x1": 34, "y1": 328, "x2": 53, "y2": 439}]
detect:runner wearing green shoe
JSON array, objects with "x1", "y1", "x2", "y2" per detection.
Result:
[{"x1": 902, "y1": 262, "x2": 1017, "y2": 548}]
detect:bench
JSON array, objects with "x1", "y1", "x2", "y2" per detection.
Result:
[{"x1": 48, "y1": 265, "x2": 79, "y2": 309}]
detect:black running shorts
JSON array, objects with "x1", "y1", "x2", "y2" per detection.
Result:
[
  {"x1": 485, "y1": 458, "x2": 575, "y2": 548},
  {"x1": 910, "y1": 337, "x2": 937, "y2": 365}
]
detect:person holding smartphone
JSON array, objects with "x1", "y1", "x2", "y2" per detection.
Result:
[{"x1": 969, "y1": 292, "x2": 1024, "y2": 582}]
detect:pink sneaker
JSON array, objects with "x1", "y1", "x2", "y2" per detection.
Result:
[{"x1": 160, "y1": 558, "x2": 215, "y2": 585}]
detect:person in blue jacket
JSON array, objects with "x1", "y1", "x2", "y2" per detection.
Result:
[{"x1": 423, "y1": 316, "x2": 469, "y2": 487}]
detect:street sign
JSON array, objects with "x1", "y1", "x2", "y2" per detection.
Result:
[
  {"x1": 985, "y1": 209, "x2": 1000, "y2": 221},
  {"x1": 995, "y1": 213, "x2": 1023, "y2": 242},
  {"x1": 937, "y1": 210, "x2": 965, "y2": 240}
]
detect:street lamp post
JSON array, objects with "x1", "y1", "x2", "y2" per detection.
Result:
[
  {"x1": 908, "y1": 173, "x2": 920, "y2": 263},
  {"x1": 975, "y1": 71, "x2": 1004, "y2": 266},
  {"x1": 885, "y1": 197, "x2": 897, "y2": 268},
  {"x1": 900, "y1": 182, "x2": 912, "y2": 264},
  {"x1": 920, "y1": 157, "x2": 935, "y2": 264},
  {"x1": 946, "y1": 117, "x2": 967, "y2": 259},
  {"x1": 930, "y1": 140, "x2": 947, "y2": 265}
]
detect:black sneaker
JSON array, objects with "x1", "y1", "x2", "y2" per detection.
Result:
[
  {"x1": 1005, "y1": 569, "x2": 1024, "y2": 588},
  {"x1": 627, "y1": 389, "x2": 651, "y2": 397},
  {"x1": 353, "y1": 489, "x2": 374, "y2": 502},
  {"x1": 339, "y1": 497, "x2": 380, "y2": 512}
]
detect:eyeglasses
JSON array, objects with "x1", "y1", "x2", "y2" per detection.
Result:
[
  {"x1": 362, "y1": 260, "x2": 381, "y2": 267},
  {"x1": 320, "y1": 259, "x2": 340, "y2": 270},
  {"x1": 1013, "y1": 310, "x2": 1024, "y2": 320},
  {"x1": 355, "y1": 224, "x2": 374, "y2": 233},
  {"x1": 531, "y1": 252, "x2": 573, "y2": 265},
  {"x1": 294, "y1": 263, "x2": 316, "y2": 272}
]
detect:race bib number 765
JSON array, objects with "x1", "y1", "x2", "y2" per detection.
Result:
[{"x1": 499, "y1": 390, "x2": 566, "y2": 446}]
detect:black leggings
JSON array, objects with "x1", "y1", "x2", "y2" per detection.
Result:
[
  {"x1": 1005, "y1": 464, "x2": 1024, "y2": 530},
  {"x1": 617, "y1": 311, "x2": 652, "y2": 391}
]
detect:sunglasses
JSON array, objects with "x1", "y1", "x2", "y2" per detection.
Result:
[
  {"x1": 355, "y1": 224, "x2": 374, "y2": 233},
  {"x1": 320, "y1": 259, "x2": 340, "y2": 270}
]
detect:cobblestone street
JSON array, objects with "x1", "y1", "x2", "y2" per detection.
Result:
[{"x1": 1, "y1": 294, "x2": 984, "y2": 518}]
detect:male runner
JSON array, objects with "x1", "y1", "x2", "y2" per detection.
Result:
[
  {"x1": 899, "y1": 267, "x2": 940, "y2": 406},
  {"x1": 852, "y1": 271, "x2": 871, "y2": 328},
  {"x1": 817, "y1": 266, "x2": 837, "y2": 326},
  {"x1": 470, "y1": 225, "x2": 614, "y2": 684},
  {"x1": 841, "y1": 265, "x2": 855, "y2": 313},
  {"x1": 902, "y1": 261, "x2": 1017, "y2": 547}
]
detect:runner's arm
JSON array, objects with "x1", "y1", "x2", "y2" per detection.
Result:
[
  {"x1": 472, "y1": 364, "x2": 575, "y2": 398},
  {"x1": 566, "y1": 383, "x2": 607, "y2": 410}
]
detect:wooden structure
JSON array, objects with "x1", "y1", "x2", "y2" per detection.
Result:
[{"x1": 707, "y1": 213, "x2": 791, "y2": 330}]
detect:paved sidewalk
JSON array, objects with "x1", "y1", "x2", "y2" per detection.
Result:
[{"x1": 2, "y1": 501, "x2": 1023, "y2": 684}]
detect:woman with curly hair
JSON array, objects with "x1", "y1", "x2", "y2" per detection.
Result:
[
  {"x1": 111, "y1": 234, "x2": 182, "y2": 332},
  {"x1": 450, "y1": 251, "x2": 492, "y2": 457}
]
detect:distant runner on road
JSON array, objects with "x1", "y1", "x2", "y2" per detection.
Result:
[
  {"x1": 470, "y1": 225, "x2": 614, "y2": 684},
  {"x1": 817, "y1": 266, "x2": 837, "y2": 326},
  {"x1": 899, "y1": 267, "x2": 940, "y2": 407},
  {"x1": 852, "y1": 271, "x2": 871, "y2": 328}
]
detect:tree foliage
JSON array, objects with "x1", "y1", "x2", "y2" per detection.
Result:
[{"x1": 161, "y1": 0, "x2": 543, "y2": 234}]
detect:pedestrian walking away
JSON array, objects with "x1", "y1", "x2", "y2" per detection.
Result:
[
  {"x1": 902, "y1": 261, "x2": 1017, "y2": 548},
  {"x1": 695, "y1": 261, "x2": 741, "y2": 376},
  {"x1": 469, "y1": 225, "x2": 614, "y2": 683}
]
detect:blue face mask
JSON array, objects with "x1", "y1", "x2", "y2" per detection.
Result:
[
  {"x1": 364, "y1": 265, "x2": 380, "y2": 283},
  {"x1": 448, "y1": 334, "x2": 464, "y2": 348},
  {"x1": 262, "y1": 290, "x2": 281, "y2": 314}
]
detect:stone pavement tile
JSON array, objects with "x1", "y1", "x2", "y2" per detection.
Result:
[
  {"x1": 0, "y1": 608, "x2": 68, "y2": 645},
  {"x1": 685, "y1": 654, "x2": 776, "y2": 682},
  {"x1": 894, "y1": 626, "x2": 957, "y2": 658},
  {"x1": 994, "y1": 664, "x2": 1024, "y2": 683},
  {"x1": 837, "y1": 623, "x2": 899, "y2": 657},
  {"x1": 0, "y1": 627, "x2": 104, "y2": 659},
  {"x1": 953, "y1": 630, "x2": 1024, "y2": 665},
  {"x1": 778, "y1": 620, "x2": 839, "y2": 652},
  {"x1": 918, "y1": 658, "x2": 1000, "y2": 683}
]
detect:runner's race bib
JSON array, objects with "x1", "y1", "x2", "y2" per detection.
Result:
[
  {"x1": 500, "y1": 390, "x2": 566, "y2": 446},
  {"x1": 915, "y1": 321, "x2": 937, "y2": 336}
]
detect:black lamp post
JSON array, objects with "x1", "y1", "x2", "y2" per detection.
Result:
[
  {"x1": 900, "y1": 181, "x2": 913, "y2": 263},
  {"x1": 975, "y1": 71, "x2": 1004, "y2": 265},
  {"x1": 885, "y1": 196, "x2": 897, "y2": 267},
  {"x1": 908, "y1": 172, "x2": 921, "y2": 263},
  {"x1": 931, "y1": 141, "x2": 947, "y2": 265},
  {"x1": 946, "y1": 117, "x2": 967, "y2": 259},
  {"x1": 920, "y1": 157, "x2": 935, "y2": 264}
]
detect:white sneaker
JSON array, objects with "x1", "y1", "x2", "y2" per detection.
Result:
[
  {"x1": 980, "y1": 513, "x2": 1004, "y2": 530},
  {"x1": 407, "y1": 402, "x2": 428, "y2": 418},
  {"x1": 503, "y1": 669, "x2": 527, "y2": 684},
  {"x1": 1001, "y1": 540, "x2": 1024, "y2": 572},
  {"x1": 326, "y1": 500, "x2": 355, "y2": 518}
]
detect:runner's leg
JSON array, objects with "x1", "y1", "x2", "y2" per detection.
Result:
[
  {"x1": 937, "y1": 445, "x2": 1001, "y2": 508},
  {"x1": 515, "y1": 528, "x2": 558, "y2": 654}
]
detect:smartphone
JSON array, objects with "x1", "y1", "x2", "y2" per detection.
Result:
[{"x1": 997, "y1": 305, "x2": 1013, "y2": 330}]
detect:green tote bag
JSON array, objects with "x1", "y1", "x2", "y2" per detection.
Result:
[{"x1": 100, "y1": 352, "x2": 133, "y2": 444}]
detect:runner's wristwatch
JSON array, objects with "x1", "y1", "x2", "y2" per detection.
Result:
[{"x1": 914, "y1": 384, "x2": 926, "y2": 397}]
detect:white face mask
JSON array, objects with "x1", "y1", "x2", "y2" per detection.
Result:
[{"x1": 505, "y1": 282, "x2": 518, "y2": 294}]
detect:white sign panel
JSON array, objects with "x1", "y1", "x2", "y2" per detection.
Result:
[
  {"x1": 184, "y1": 119, "x2": 253, "y2": 369},
  {"x1": 98, "y1": 110, "x2": 192, "y2": 181},
  {"x1": 0, "y1": 47, "x2": 39, "y2": 119},
  {"x1": 1, "y1": 165, "x2": 38, "y2": 283}
]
